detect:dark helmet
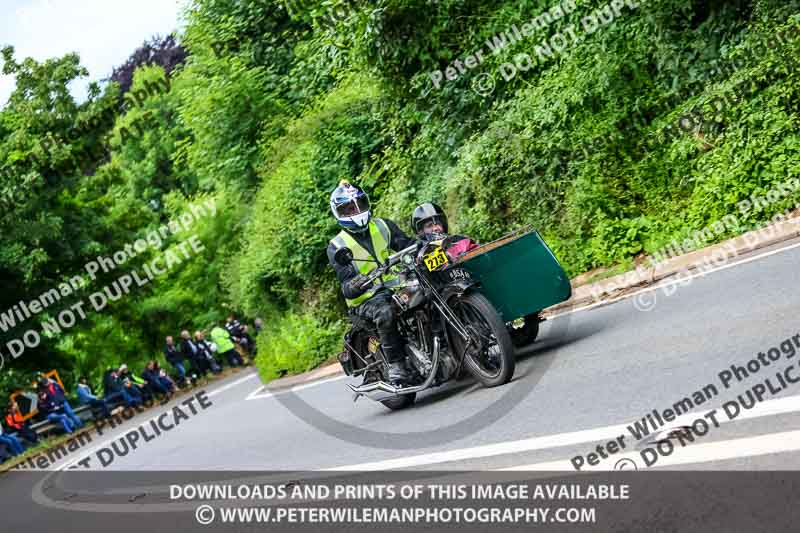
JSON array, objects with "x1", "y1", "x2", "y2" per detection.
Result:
[{"x1": 411, "y1": 202, "x2": 448, "y2": 237}]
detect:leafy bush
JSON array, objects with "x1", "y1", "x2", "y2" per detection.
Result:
[{"x1": 255, "y1": 312, "x2": 344, "y2": 382}]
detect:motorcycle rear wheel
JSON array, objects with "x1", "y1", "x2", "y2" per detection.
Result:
[{"x1": 448, "y1": 292, "x2": 515, "y2": 388}]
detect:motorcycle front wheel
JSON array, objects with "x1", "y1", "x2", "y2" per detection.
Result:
[{"x1": 447, "y1": 292, "x2": 515, "y2": 388}]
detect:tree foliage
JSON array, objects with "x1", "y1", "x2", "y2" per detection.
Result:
[
  {"x1": 2, "y1": 0, "x2": 800, "y2": 394},
  {"x1": 109, "y1": 34, "x2": 187, "y2": 95}
]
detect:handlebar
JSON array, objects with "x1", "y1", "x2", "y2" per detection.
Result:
[
  {"x1": 389, "y1": 242, "x2": 421, "y2": 265},
  {"x1": 359, "y1": 242, "x2": 421, "y2": 289}
]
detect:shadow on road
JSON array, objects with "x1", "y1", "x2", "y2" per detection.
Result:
[
  {"x1": 365, "y1": 316, "x2": 608, "y2": 416},
  {"x1": 516, "y1": 317, "x2": 606, "y2": 359}
]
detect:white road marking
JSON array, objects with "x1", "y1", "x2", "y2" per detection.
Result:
[
  {"x1": 290, "y1": 374, "x2": 349, "y2": 392},
  {"x1": 208, "y1": 371, "x2": 259, "y2": 395},
  {"x1": 246, "y1": 375, "x2": 349, "y2": 400},
  {"x1": 547, "y1": 240, "x2": 800, "y2": 319},
  {"x1": 503, "y1": 429, "x2": 800, "y2": 470},
  {"x1": 324, "y1": 393, "x2": 800, "y2": 471},
  {"x1": 245, "y1": 385, "x2": 272, "y2": 401}
]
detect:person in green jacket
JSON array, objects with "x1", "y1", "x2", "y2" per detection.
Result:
[
  {"x1": 118, "y1": 364, "x2": 152, "y2": 404},
  {"x1": 210, "y1": 325, "x2": 243, "y2": 367}
]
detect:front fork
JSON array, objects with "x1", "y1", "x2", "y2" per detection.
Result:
[{"x1": 414, "y1": 264, "x2": 472, "y2": 344}]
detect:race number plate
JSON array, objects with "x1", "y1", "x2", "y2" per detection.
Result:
[{"x1": 423, "y1": 247, "x2": 449, "y2": 271}]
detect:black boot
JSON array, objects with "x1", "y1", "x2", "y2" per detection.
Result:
[{"x1": 386, "y1": 360, "x2": 412, "y2": 385}]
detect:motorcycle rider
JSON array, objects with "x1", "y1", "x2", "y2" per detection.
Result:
[
  {"x1": 327, "y1": 180, "x2": 415, "y2": 384},
  {"x1": 412, "y1": 202, "x2": 478, "y2": 258},
  {"x1": 411, "y1": 202, "x2": 449, "y2": 241}
]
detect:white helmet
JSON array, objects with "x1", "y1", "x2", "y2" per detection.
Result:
[{"x1": 330, "y1": 180, "x2": 371, "y2": 232}]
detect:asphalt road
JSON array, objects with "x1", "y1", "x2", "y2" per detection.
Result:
[{"x1": 40, "y1": 237, "x2": 800, "y2": 472}]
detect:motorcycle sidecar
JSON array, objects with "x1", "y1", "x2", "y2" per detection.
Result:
[{"x1": 452, "y1": 227, "x2": 572, "y2": 346}]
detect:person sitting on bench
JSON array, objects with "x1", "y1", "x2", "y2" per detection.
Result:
[
  {"x1": 38, "y1": 378, "x2": 84, "y2": 431},
  {"x1": 103, "y1": 369, "x2": 141, "y2": 408},
  {"x1": 4, "y1": 401, "x2": 38, "y2": 445},
  {"x1": 181, "y1": 330, "x2": 209, "y2": 378},
  {"x1": 142, "y1": 361, "x2": 174, "y2": 402},
  {"x1": 165, "y1": 336, "x2": 190, "y2": 387},
  {"x1": 76, "y1": 377, "x2": 112, "y2": 419},
  {"x1": 119, "y1": 365, "x2": 154, "y2": 404},
  {"x1": 37, "y1": 389, "x2": 77, "y2": 434},
  {"x1": 0, "y1": 422, "x2": 25, "y2": 456}
]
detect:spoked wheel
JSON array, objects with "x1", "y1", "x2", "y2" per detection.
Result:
[
  {"x1": 357, "y1": 334, "x2": 416, "y2": 410},
  {"x1": 447, "y1": 292, "x2": 515, "y2": 387}
]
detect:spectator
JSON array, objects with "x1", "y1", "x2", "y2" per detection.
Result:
[
  {"x1": 0, "y1": 441, "x2": 11, "y2": 463},
  {"x1": 210, "y1": 325, "x2": 243, "y2": 367},
  {"x1": 38, "y1": 378, "x2": 84, "y2": 431},
  {"x1": 102, "y1": 368, "x2": 116, "y2": 397},
  {"x1": 0, "y1": 424, "x2": 25, "y2": 456},
  {"x1": 36, "y1": 390, "x2": 77, "y2": 434},
  {"x1": 122, "y1": 378, "x2": 145, "y2": 405},
  {"x1": 251, "y1": 319, "x2": 263, "y2": 357},
  {"x1": 5, "y1": 402, "x2": 38, "y2": 445},
  {"x1": 181, "y1": 330, "x2": 208, "y2": 378},
  {"x1": 104, "y1": 369, "x2": 141, "y2": 408},
  {"x1": 195, "y1": 331, "x2": 222, "y2": 374},
  {"x1": 154, "y1": 361, "x2": 177, "y2": 391},
  {"x1": 142, "y1": 361, "x2": 174, "y2": 402},
  {"x1": 226, "y1": 314, "x2": 254, "y2": 353},
  {"x1": 76, "y1": 377, "x2": 112, "y2": 419},
  {"x1": 224, "y1": 314, "x2": 244, "y2": 340},
  {"x1": 165, "y1": 335, "x2": 189, "y2": 387},
  {"x1": 240, "y1": 324, "x2": 256, "y2": 355},
  {"x1": 119, "y1": 365, "x2": 154, "y2": 404}
]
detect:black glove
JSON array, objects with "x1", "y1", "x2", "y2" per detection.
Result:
[{"x1": 343, "y1": 273, "x2": 372, "y2": 296}]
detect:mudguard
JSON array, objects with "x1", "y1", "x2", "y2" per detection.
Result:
[{"x1": 439, "y1": 278, "x2": 480, "y2": 303}]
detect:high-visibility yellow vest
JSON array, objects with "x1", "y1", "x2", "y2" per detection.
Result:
[
  {"x1": 210, "y1": 327, "x2": 235, "y2": 353},
  {"x1": 330, "y1": 218, "x2": 398, "y2": 307}
]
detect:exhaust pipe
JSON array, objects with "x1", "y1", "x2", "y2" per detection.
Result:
[{"x1": 349, "y1": 337, "x2": 441, "y2": 402}]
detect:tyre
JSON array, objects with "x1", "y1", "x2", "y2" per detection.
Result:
[
  {"x1": 508, "y1": 313, "x2": 540, "y2": 347},
  {"x1": 381, "y1": 393, "x2": 416, "y2": 410},
  {"x1": 447, "y1": 292, "x2": 515, "y2": 388}
]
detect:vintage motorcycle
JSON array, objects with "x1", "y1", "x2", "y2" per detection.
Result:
[{"x1": 334, "y1": 236, "x2": 516, "y2": 410}]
